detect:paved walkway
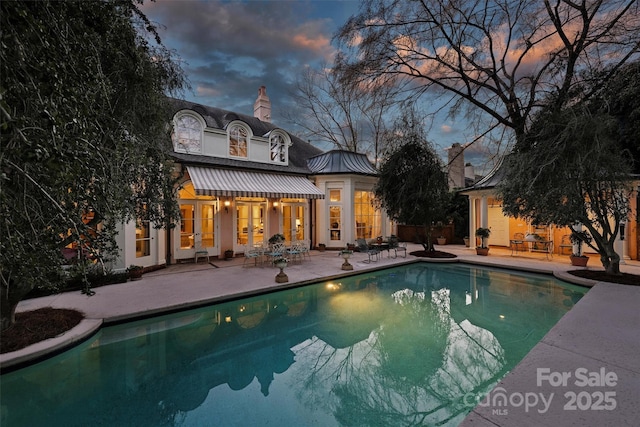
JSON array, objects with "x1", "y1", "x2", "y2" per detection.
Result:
[{"x1": 2, "y1": 244, "x2": 639, "y2": 426}]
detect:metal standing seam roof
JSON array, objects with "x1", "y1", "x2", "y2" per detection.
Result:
[
  {"x1": 187, "y1": 166, "x2": 325, "y2": 199},
  {"x1": 306, "y1": 150, "x2": 378, "y2": 175},
  {"x1": 458, "y1": 156, "x2": 505, "y2": 192}
]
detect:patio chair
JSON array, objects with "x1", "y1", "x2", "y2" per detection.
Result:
[
  {"x1": 559, "y1": 234, "x2": 572, "y2": 255},
  {"x1": 388, "y1": 235, "x2": 407, "y2": 258},
  {"x1": 266, "y1": 243, "x2": 286, "y2": 266},
  {"x1": 510, "y1": 233, "x2": 526, "y2": 255},
  {"x1": 286, "y1": 241, "x2": 304, "y2": 264},
  {"x1": 356, "y1": 238, "x2": 379, "y2": 263},
  {"x1": 194, "y1": 237, "x2": 210, "y2": 264},
  {"x1": 299, "y1": 239, "x2": 311, "y2": 260},
  {"x1": 243, "y1": 244, "x2": 264, "y2": 267}
]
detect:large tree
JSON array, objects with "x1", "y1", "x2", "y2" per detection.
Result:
[
  {"x1": 0, "y1": 0, "x2": 185, "y2": 330},
  {"x1": 288, "y1": 64, "x2": 403, "y2": 165},
  {"x1": 499, "y1": 62, "x2": 640, "y2": 274},
  {"x1": 375, "y1": 108, "x2": 451, "y2": 250},
  {"x1": 336, "y1": 0, "x2": 639, "y2": 146}
]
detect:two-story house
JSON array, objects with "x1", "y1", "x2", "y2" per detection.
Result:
[{"x1": 112, "y1": 87, "x2": 394, "y2": 269}]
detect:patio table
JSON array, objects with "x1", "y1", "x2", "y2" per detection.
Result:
[{"x1": 371, "y1": 242, "x2": 390, "y2": 258}]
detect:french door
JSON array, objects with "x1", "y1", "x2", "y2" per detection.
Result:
[
  {"x1": 236, "y1": 201, "x2": 266, "y2": 249},
  {"x1": 282, "y1": 203, "x2": 306, "y2": 242},
  {"x1": 177, "y1": 201, "x2": 218, "y2": 257}
]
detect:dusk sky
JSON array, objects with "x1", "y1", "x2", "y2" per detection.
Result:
[{"x1": 141, "y1": 0, "x2": 490, "y2": 167}]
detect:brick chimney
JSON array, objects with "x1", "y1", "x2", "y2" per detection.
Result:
[
  {"x1": 447, "y1": 143, "x2": 465, "y2": 189},
  {"x1": 253, "y1": 86, "x2": 271, "y2": 122}
]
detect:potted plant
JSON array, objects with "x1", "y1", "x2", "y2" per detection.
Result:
[
  {"x1": 268, "y1": 233, "x2": 285, "y2": 245},
  {"x1": 433, "y1": 221, "x2": 446, "y2": 245},
  {"x1": 569, "y1": 230, "x2": 591, "y2": 267},
  {"x1": 224, "y1": 249, "x2": 234, "y2": 260},
  {"x1": 317, "y1": 243, "x2": 326, "y2": 252},
  {"x1": 340, "y1": 248, "x2": 353, "y2": 270},
  {"x1": 274, "y1": 257, "x2": 289, "y2": 283},
  {"x1": 127, "y1": 265, "x2": 143, "y2": 280},
  {"x1": 475, "y1": 227, "x2": 491, "y2": 255},
  {"x1": 463, "y1": 236, "x2": 470, "y2": 247}
]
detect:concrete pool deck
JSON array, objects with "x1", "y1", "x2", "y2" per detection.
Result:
[{"x1": 2, "y1": 244, "x2": 639, "y2": 426}]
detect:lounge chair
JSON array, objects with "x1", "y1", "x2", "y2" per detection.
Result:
[
  {"x1": 356, "y1": 238, "x2": 379, "y2": 263},
  {"x1": 388, "y1": 235, "x2": 407, "y2": 258}
]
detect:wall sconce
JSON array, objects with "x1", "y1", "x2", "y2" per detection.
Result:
[
  {"x1": 620, "y1": 221, "x2": 626, "y2": 241},
  {"x1": 272, "y1": 201, "x2": 279, "y2": 212},
  {"x1": 224, "y1": 200, "x2": 231, "y2": 213}
]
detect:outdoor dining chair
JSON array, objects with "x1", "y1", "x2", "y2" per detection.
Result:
[
  {"x1": 243, "y1": 244, "x2": 264, "y2": 267},
  {"x1": 266, "y1": 243, "x2": 286, "y2": 266},
  {"x1": 286, "y1": 241, "x2": 304, "y2": 264},
  {"x1": 559, "y1": 234, "x2": 572, "y2": 255},
  {"x1": 510, "y1": 233, "x2": 526, "y2": 255},
  {"x1": 194, "y1": 237, "x2": 210, "y2": 264},
  {"x1": 299, "y1": 239, "x2": 311, "y2": 260}
]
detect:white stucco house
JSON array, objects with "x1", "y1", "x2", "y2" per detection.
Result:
[
  {"x1": 459, "y1": 159, "x2": 639, "y2": 261},
  {"x1": 112, "y1": 87, "x2": 394, "y2": 269}
]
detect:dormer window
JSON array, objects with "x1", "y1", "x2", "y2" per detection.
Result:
[
  {"x1": 229, "y1": 124, "x2": 248, "y2": 157},
  {"x1": 173, "y1": 114, "x2": 203, "y2": 153},
  {"x1": 270, "y1": 133, "x2": 286, "y2": 163}
]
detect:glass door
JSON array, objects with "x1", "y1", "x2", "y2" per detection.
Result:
[
  {"x1": 180, "y1": 204, "x2": 195, "y2": 249},
  {"x1": 177, "y1": 201, "x2": 218, "y2": 258},
  {"x1": 328, "y1": 189, "x2": 343, "y2": 245},
  {"x1": 282, "y1": 203, "x2": 305, "y2": 242},
  {"x1": 329, "y1": 205, "x2": 342, "y2": 243},
  {"x1": 200, "y1": 203, "x2": 216, "y2": 248},
  {"x1": 236, "y1": 202, "x2": 266, "y2": 249}
]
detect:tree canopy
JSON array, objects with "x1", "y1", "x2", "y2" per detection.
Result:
[
  {"x1": 0, "y1": 0, "x2": 185, "y2": 329},
  {"x1": 499, "y1": 61, "x2": 639, "y2": 274},
  {"x1": 336, "y1": 0, "x2": 639, "y2": 148},
  {"x1": 375, "y1": 110, "x2": 451, "y2": 250},
  {"x1": 288, "y1": 64, "x2": 403, "y2": 166}
]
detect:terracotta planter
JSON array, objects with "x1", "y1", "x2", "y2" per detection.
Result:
[
  {"x1": 570, "y1": 255, "x2": 589, "y2": 267},
  {"x1": 437, "y1": 237, "x2": 446, "y2": 245},
  {"x1": 476, "y1": 247, "x2": 490, "y2": 256},
  {"x1": 128, "y1": 269, "x2": 143, "y2": 281}
]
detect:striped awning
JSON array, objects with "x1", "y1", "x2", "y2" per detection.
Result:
[{"x1": 187, "y1": 166, "x2": 325, "y2": 199}]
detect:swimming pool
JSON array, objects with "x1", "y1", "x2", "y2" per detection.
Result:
[{"x1": 1, "y1": 263, "x2": 586, "y2": 426}]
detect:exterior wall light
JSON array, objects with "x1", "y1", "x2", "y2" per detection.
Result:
[{"x1": 224, "y1": 200, "x2": 231, "y2": 213}]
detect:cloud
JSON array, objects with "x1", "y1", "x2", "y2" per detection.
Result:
[
  {"x1": 141, "y1": 0, "x2": 342, "y2": 116},
  {"x1": 440, "y1": 124, "x2": 453, "y2": 134},
  {"x1": 143, "y1": 1, "x2": 335, "y2": 62},
  {"x1": 195, "y1": 85, "x2": 220, "y2": 97}
]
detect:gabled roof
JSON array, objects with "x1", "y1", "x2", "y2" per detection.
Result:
[
  {"x1": 167, "y1": 98, "x2": 323, "y2": 174},
  {"x1": 307, "y1": 150, "x2": 378, "y2": 176}
]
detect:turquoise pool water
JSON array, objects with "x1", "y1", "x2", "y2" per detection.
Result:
[{"x1": 1, "y1": 263, "x2": 586, "y2": 426}]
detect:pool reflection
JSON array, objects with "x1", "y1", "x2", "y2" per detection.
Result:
[{"x1": 1, "y1": 264, "x2": 586, "y2": 427}]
